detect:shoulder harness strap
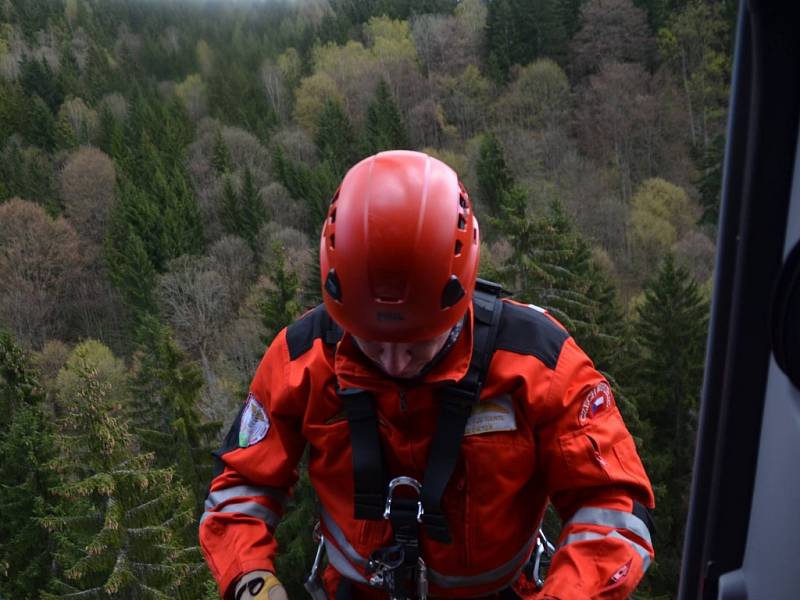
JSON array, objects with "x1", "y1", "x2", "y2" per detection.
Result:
[
  {"x1": 420, "y1": 281, "x2": 505, "y2": 542},
  {"x1": 340, "y1": 279, "x2": 508, "y2": 542}
]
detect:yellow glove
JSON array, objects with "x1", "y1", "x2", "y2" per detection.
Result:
[{"x1": 235, "y1": 570, "x2": 288, "y2": 600}]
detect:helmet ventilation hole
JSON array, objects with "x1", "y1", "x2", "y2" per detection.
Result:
[
  {"x1": 330, "y1": 208, "x2": 336, "y2": 223},
  {"x1": 459, "y1": 194, "x2": 467, "y2": 209},
  {"x1": 454, "y1": 240, "x2": 462, "y2": 256},
  {"x1": 457, "y1": 214, "x2": 466, "y2": 230},
  {"x1": 330, "y1": 234, "x2": 335, "y2": 249}
]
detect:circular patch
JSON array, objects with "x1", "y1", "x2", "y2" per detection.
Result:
[
  {"x1": 239, "y1": 393, "x2": 270, "y2": 447},
  {"x1": 579, "y1": 382, "x2": 613, "y2": 425}
]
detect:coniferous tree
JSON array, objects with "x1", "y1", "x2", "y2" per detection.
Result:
[
  {"x1": 221, "y1": 172, "x2": 241, "y2": 236},
  {"x1": 272, "y1": 145, "x2": 339, "y2": 231},
  {"x1": 0, "y1": 331, "x2": 56, "y2": 599},
  {"x1": 42, "y1": 345, "x2": 211, "y2": 599},
  {"x1": 211, "y1": 128, "x2": 232, "y2": 176},
  {"x1": 630, "y1": 254, "x2": 709, "y2": 595},
  {"x1": 476, "y1": 132, "x2": 514, "y2": 218},
  {"x1": 20, "y1": 56, "x2": 64, "y2": 111},
  {"x1": 106, "y1": 212, "x2": 159, "y2": 318},
  {"x1": 240, "y1": 166, "x2": 267, "y2": 247},
  {"x1": 129, "y1": 317, "x2": 219, "y2": 509},
  {"x1": 315, "y1": 97, "x2": 359, "y2": 177},
  {"x1": 27, "y1": 94, "x2": 58, "y2": 151},
  {"x1": 363, "y1": 79, "x2": 409, "y2": 155},
  {"x1": 260, "y1": 241, "x2": 301, "y2": 344}
]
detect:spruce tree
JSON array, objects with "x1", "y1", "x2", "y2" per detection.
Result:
[
  {"x1": 129, "y1": 317, "x2": 219, "y2": 509},
  {"x1": 260, "y1": 241, "x2": 301, "y2": 344},
  {"x1": 363, "y1": 79, "x2": 409, "y2": 155},
  {"x1": 27, "y1": 94, "x2": 58, "y2": 151},
  {"x1": 630, "y1": 254, "x2": 709, "y2": 594},
  {"x1": 211, "y1": 128, "x2": 232, "y2": 176},
  {"x1": 272, "y1": 146, "x2": 339, "y2": 231},
  {"x1": 315, "y1": 97, "x2": 359, "y2": 177},
  {"x1": 240, "y1": 166, "x2": 267, "y2": 249},
  {"x1": 476, "y1": 132, "x2": 514, "y2": 218},
  {"x1": 0, "y1": 331, "x2": 56, "y2": 599},
  {"x1": 221, "y1": 172, "x2": 241, "y2": 237},
  {"x1": 42, "y1": 346, "x2": 211, "y2": 599}
]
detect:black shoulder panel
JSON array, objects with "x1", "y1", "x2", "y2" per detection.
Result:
[
  {"x1": 285, "y1": 304, "x2": 343, "y2": 361},
  {"x1": 494, "y1": 302, "x2": 569, "y2": 369},
  {"x1": 211, "y1": 404, "x2": 244, "y2": 477}
]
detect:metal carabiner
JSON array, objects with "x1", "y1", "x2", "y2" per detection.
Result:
[
  {"x1": 303, "y1": 528, "x2": 328, "y2": 600},
  {"x1": 383, "y1": 476, "x2": 424, "y2": 522},
  {"x1": 531, "y1": 528, "x2": 556, "y2": 590}
]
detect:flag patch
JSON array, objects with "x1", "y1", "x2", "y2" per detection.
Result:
[
  {"x1": 239, "y1": 393, "x2": 269, "y2": 447},
  {"x1": 464, "y1": 394, "x2": 517, "y2": 436},
  {"x1": 579, "y1": 382, "x2": 613, "y2": 425}
]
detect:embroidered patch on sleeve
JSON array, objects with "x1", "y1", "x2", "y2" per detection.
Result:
[
  {"x1": 464, "y1": 394, "x2": 517, "y2": 436},
  {"x1": 239, "y1": 392, "x2": 270, "y2": 447},
  {"x1": 579, "y1": 382, "x2": 613, "y2": 426}
]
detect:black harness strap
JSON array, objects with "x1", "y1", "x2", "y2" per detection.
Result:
[
  {"x1": 420, "y1": 289, "x2": 503, "y2": 542},
  {"x1": 340, "y1": 387, "x2": 386, "y2": 520},
  {"x1": 339, "y1": 280, "x2": 507, "y2": 597}
]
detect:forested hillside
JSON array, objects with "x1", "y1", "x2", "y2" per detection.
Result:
[{"x1": 0, "y1": 0, "x2": 736, "y2": 597}]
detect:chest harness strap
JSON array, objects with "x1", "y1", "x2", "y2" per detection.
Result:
[{"x1": 338, "y1": 281, "x2": 506, "y2": 599}]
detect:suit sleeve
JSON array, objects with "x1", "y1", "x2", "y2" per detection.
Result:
[
  {"x1": 199, "y1": 329, "x2": 306, "y2": 599},
  {"x1": 534, "y1": 336, "x2": 656, "y2": 600}
]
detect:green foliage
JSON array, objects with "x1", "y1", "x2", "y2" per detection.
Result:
[
  {"x1": 486, "y1": 0, "x2": 569, "y2": 82},
  {"x1": 20, "y1": 55, "x2": 64, "y2": 112},
  {"x1": 105, "y1": 96, "x2": 203, "y2": 321},
  {"x1": 630, "y1": 255, "x2": 709, "y2": 595},
  {"x1": 222, "y1": 167, "x2": 267, "y2": 251},
  {"x1": 315, "y1": 97, "x2": 360, "y2": 177},
  {"x1": 260, "y1": 241, "x2": 302, "y2": 344},
  {"x1": 476, "y1": 132, "x2": 514, "y2": 217},
  {"x1": 43, "y1": 345, "x2": 212, "y2": 598},
  {"x1": 274, "y1": 468, "x2": 320, "y2": 599},
  {"x1": 0, "y1": 331, "x2": 56, "y2": 598},
  {"x1": 272, "y1": 145, "x2": 339, "y2": 231},
  {"x1": 27, "y1": 94, "x2": 58, "y2": 151},
  {"x1": 211, "y1": 128, "x2": 233, "y2": 175},
  {"x1": 129, "y1": 317, "x2": 219, "y2": 509},
  {"x1": 363, "y1": 79, "x2": 410, "y2": 155},
  {"x1": 696, "y1": 133, "x2": 725, "y2": 225}
]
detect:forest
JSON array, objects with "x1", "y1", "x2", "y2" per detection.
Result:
[{"x1": 0, "y1": 0, "x2": 737, "y2": 598}]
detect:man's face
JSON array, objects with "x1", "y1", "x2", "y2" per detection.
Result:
[{"x1": 353, "y1": 329, "x2": 452, "y2": 379}]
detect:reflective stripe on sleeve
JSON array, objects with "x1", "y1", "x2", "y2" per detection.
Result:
[
  {"x1": 560, "y1": 519, "x2": 652, "y2": 573},
  {"x1": 566, "y1": 507, "x2": 652, "y2": 546},
  {"x1": 199, "y1": 500, "x2": 280, "y2": 529},
  {"x1": 608, "y1": 531, "x2": 652, "y2": 571},
  {"x1": 204, "y1": 485, "x2": 287, "y2": 512}
]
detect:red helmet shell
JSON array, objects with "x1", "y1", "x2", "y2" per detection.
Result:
[{"x1": 320, "y1": 150, "x2": 480, "y2": 342}]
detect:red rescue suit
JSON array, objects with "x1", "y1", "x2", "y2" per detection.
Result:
[{"x1": 200, "y1": 300, "x2": 655, "y2": 599}]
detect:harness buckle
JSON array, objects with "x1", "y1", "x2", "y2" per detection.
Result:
[
  {"x1": 367, "y1": 545, "x2": 405, "y2": 588},
  {"x1": 383, "y1": 476, "x2": 424, "y2": 522}
]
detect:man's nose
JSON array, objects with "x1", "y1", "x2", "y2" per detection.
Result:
[{"x1": 379, "y1": 344, "x2": 412, "y2": 377}]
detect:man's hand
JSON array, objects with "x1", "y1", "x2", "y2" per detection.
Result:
[{"x1": 234, "y1": 570, "x2": 288, "y2": 600}]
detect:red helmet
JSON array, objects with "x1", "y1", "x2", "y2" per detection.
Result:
[{"x1": 320, "y1": 150, "x2": 480, "y2": 342}]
